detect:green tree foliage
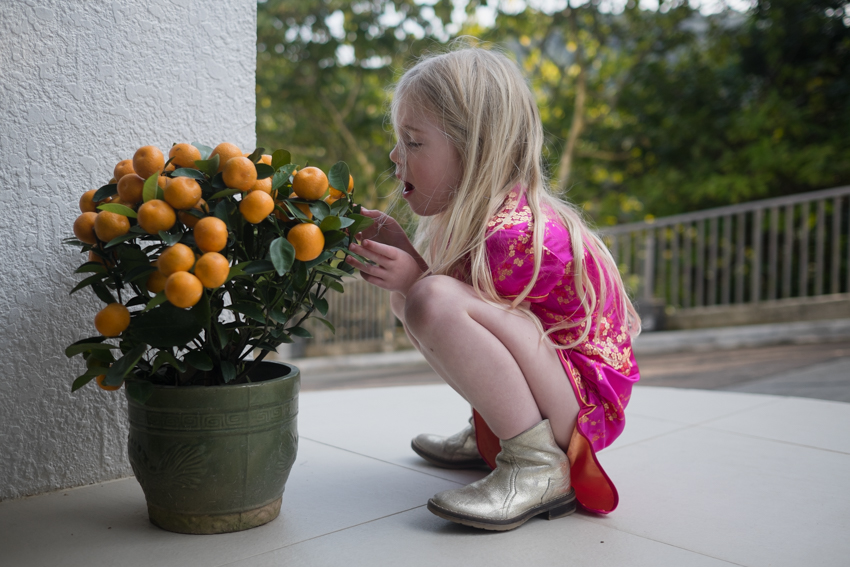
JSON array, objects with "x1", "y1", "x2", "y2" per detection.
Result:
[
  {"x1": 256, "y1": 0, "x2": 850, "y2": 223},
  {"x1": 256, "y1": 0, "x2": 454, "y2": 208}
]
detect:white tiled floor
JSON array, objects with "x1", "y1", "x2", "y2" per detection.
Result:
[{"x1": 2, "y1": 385, "x2": 848, "y2": 567}]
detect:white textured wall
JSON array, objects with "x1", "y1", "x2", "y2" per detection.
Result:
[{"x1": 0, "y1": 0, "x2": 256, "y2": 500}]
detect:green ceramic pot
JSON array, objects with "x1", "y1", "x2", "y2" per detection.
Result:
[{"x1": 126, "y1": 361, "x2": 300, "y2": 534}]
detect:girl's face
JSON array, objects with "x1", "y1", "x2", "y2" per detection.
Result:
[{"x1": 390, "y1": 98, "x2": 463, "y2": 217}]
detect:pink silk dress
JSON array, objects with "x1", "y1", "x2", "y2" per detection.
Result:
[{"x1": 471, "y1": 190, "x2": 640, "y2": 514}]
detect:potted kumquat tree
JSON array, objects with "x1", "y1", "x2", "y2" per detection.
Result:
[{"x1": 65, "y1": 142, "x2": 370, "y2": 534}]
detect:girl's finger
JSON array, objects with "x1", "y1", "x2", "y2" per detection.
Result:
[{"x1": 356, "y1": 240, "x2": 397, "y2": 262}]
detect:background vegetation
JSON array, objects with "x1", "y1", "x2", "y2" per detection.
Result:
[{"x1": 256, "y1": 0, "x2": 850, "y2": 225}]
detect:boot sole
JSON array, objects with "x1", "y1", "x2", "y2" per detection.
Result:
[
  {"x1": 427, "y1": 489, "x2": 577, "y2": 531},
  {"x1": 410, "y1": 440, "x2": 488, "y2": 470}
]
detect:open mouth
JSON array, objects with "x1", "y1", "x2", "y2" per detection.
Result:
[{"x1": 402, "y1": 181, "x2": 415, "y2": 196}]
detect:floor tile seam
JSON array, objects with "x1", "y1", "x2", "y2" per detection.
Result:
[
  {"x1": 574, "y1": 518, "x2": 748, "y2": 566},
  {"x1": 604, "y1": 422, "x2": 700, "y2": 453},
  {"x1": 689, "y1": 396, "x2": 785, "y2": 427},
  {"x1": 299, "y1": 436, "x2": 469, "y2": 485},
  {"x1": 694, "y1": 424, "x2": 850, "y2": 456},
  {"x1": 215, "y1": 504, "x2": 426, "y2": 567}
]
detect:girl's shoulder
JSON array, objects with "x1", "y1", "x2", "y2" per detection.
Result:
[{"x1": 485, "y1": 189, "x2": 572, "y2": 260}]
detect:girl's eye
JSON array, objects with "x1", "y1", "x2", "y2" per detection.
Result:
[{"x1": 406, "y1": 142, "x2": 422, "y2": 148}]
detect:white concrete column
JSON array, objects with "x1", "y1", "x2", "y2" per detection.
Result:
[{"x1": 0, "y1": 0, "x2": 256, "y2": 500}]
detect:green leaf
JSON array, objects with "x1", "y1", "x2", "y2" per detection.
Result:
[
  {"x1": 323, "y1": 230, "x2": 347, "y2": 250},
  {"x1": 124, "y1": 264, "x2": 156, "y2": 284},
  {"x1": 191, "y1": 292, "x2": 211, "y2": 329},
  {"x1": 214, "y1": 321, "x2": 228, "y2": 350},
  {"x1": 268, "y1": 308, "x2": 289, "y2": 325},
  {"x1": 183, "y1": 350, "x2": 214, "y2": 371},
  {"x1": 315, "y1": 264, "x2": 350, "y2": 278},
  {"x1": 65, "y1": 341, "x2": 117, "y2": 358},
  {"x1": 324, "y1": 279, "x2": 344, "y2": 293},
  {"x1": 152, "y1": 349, "x2": 186, "y2": 374},
  {"x1": 347, "y1": 213, "x2": 375, "y2": 237},
  {"x1": 91, "y1": 282, "x2": 117, "y2": 305},
  {"x1": 313, "y1": 317, "x2": 336, "y2": 334},
  {"x1": 288, "y1": 326, "x2": 313, "y2": 339},
  {"x1": 103, "y1": 343, "x2": 147, "y2": 386},
  {"x1": 158, "y1": 230, "x2": 182, "y2": 246},
  {"x1": 126, "y1": 380, "x2": 154, "y2": 404},
  {"x1": 270, "y1": 237, "x2": 295, "y2": 276},
  {"x1": 242, "y1": 260, "x2": 275, "y2": 274},
  {"x1": 208, "y1": 188, "x2": 241, "y2": 200},
  {"x1": 284, "y1": 201, "x2": 309, "y2": 221},
  {"x1": 319, "y1": 216, "x2": 342, "y2": 231},
  {"x1": 256, "y1": 163, "x2": 275, "y2": 180},
  {"x1": 71, "y1": 373, "x2": 97, "y2": 392},
  {"x1": 313, "y1": 296, "x2": 329, "y2": 317},
  {"x1": 230, "y1": 301, "x2": 266, "y2": 323},
  {"x1": 328, "y1": 161, "x2": 350, "y2": 195},
  {"x1": 272, "y1": 169, "x2": 293, "y2": 193},
  {"x1": 104, "y1": 233, "x2": 139, "y2": 248},
  {"x1": 97, "y1": 203, "x2": 138, "y2": 218},
  {"x1": 271, "y1": 150, "x2": 291, "y2": 171},
  {"x1": 195, "y1": 154, "x2": 220, "y2": 178},
  {"x1": 70, "y1": 273, "x2": 107, "y2": 295},
  {"x1": 308, "y1": 199, "x2": 331, "y2": 221},
  {"x1": 144, "y1": 291, "x2": 168, "y2": 311},
  {"x1": 129, "y1": 303, "x2": 202, "y2": 348},
  {"x1": 246, "y1": 147, "x2": 265, "y2": 163},
  {"x1": 142, "y1": 174, "x2": 160, "y2": 203},
  {"x1": 172, "y1": 168, "x2": 206, "y2": 180},
  {"x1": 211, "y1": 172, "x2": 227, "y2": 190},
  {"x1": 221, "y1": 360, "x2": 237, "y2": 383},
  {"x1": 74, "y1": 262, "x2": 107, "y2": 275},
  {"x1": 214, "y1": 199, "x2": 230, "y2": 226},
  {"x1": 303, "y1": 250, "x2": 334, "y2": 269},
  {"x1": 330, "y1": 198, "x2": 349, "y2": 216},
  {"x1": 191, "y1": 142, "x2": 212, "y2": 160},
  {"x1": 92, "y1": 183, "x2": 117, "y2": 203}
]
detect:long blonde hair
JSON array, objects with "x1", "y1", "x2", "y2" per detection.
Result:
[{"x1": 390, "y1": 43, "x2": 640, "y2": 347}]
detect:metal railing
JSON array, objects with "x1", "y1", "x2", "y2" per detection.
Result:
[
  {"x1": 601, "y1": 185, "x2": 850, "y2": 309},
  {"x1": 303, "y1": 185, "x2": 850, "y2": 354},
  {"x1": 304, "y1": 275, "x2": 401, "y2": 356}
]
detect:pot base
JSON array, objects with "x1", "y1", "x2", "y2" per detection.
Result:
[{"x1": 147, "y1": 496, "x2": 282, "y2": 535}]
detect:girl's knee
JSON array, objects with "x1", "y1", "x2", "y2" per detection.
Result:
[{"x1": 404, "y1": 275, "x2": 460, "y2": 334}]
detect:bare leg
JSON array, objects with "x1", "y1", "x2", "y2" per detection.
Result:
[{"x1": 402, "y1": 275, "x2": 579, "y2": 450}]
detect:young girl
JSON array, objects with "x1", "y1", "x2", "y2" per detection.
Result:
[{"x1": 345, "y1": 46, "x2": 641, "y2": 531}]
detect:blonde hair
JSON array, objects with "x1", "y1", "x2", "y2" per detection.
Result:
[{"x1": 390, "y1": 42, "x2": 640, "y2": 347}]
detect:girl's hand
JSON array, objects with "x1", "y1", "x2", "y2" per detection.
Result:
[
  {"x1": 346, "y1": 240, "x2": 423, "y2": 296},
  {"x1": 356, "y1": 207, "x2": 428, "y2": 272}
]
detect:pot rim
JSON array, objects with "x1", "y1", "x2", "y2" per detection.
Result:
[{"x1": 126, "y1": 359, "x2": 299, "y2": 393}]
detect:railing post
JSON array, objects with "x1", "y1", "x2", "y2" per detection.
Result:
[
  {"x1": 643, "y1": 230, "x2": 655, "y2": 303},
  {"x1": 799, "y1": 202, "x2": 809, "y2": 298},
  {"x1": 751, "y1": 208, "x2": 762, "y2": 303},
  {"x1": 831, "y1": 197, "x2": 842, "y2": 294}
]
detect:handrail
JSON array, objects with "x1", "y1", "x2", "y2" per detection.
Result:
[{"x1": 602, "y1": 185, "x2": 850, "y2": 234}]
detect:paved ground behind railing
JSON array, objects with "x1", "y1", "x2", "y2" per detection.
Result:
[{"x1": 291, "y1": 318, "x2": 850, "y2": 402}]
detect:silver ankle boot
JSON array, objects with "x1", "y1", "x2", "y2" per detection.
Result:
[
  {"x1": 411, "y1": 417, "x2": 486, "y2": 469},
  {"x1": 427, "y1": 419, "x2": 576, "y2": 531}
]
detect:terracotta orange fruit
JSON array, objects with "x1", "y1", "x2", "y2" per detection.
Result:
[
  {"x1": 94, "y1": 303, "x2": 131, "y2": 337},
  {"x1": 165, "y1": 271, "x2": 203, "y2": 308},
  {"x1": 73, "y1": 212, "x2": 99, "y2": 244},
  {"x1": 240, "y1": 190, "x2": 275, "y2": 224},
  {"x1": 292, "y1": 166, "x2": 328, "y2": 200},
  {"x1": 287, "y1": 222, "x2": 325, "y2": 262},
  {"x1": 194, "y1": 252, "x2": 230, "y2": 288},
  {"x1": 168, "y1": 143, "x2": 202, "y2": 169},
  {"x1": 163, "y1": 177, "x2": 202, "y2": 210},
  {"x1": 193, "y1": 216, "x2": 228, "y2": 253}
]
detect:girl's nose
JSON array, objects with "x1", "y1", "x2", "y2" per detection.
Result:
[{"x1": 389, "y1": 143, "x2": 399, "y2": 164}]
